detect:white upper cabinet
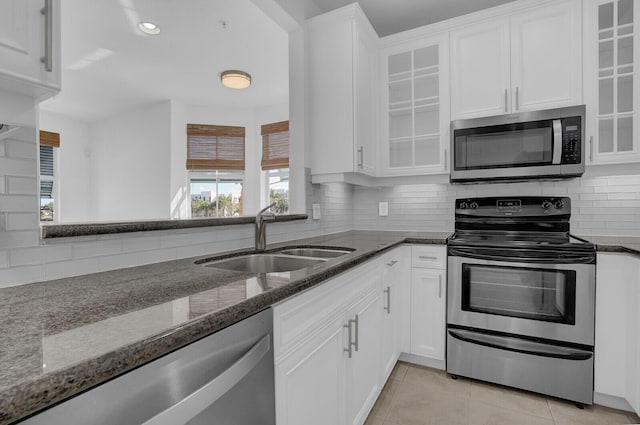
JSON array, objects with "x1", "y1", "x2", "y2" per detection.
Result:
[
  {"x1": 380, "y1": 34, "x2": 450, "y2": 176},
  {"x1": 450, "y1": 18, "x2": 511, "y2": 120},
  {"x1": 0, "y1": 0, "x2": 61, "y2": 99},
  {"x1": 450, "y1": 0, "x2": 582, "y2": 120},
  {"x1": 308, "y1": 4, "x2": 378, "y2": 177},
  {"x1": 585, "y1": 0, "x2": 640, "y2": 164}
]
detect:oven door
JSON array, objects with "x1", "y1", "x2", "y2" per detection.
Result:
[{"x1": 447, "y1": 249, "x2": 595, "y2": 346}]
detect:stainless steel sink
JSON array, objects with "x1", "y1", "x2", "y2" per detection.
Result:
[
  {"x1": 278, "y1": 247, "x2": 353, "y2": 258},
  {"x1": 202, "y1": 254, "x2": 327, "y2": 273}
]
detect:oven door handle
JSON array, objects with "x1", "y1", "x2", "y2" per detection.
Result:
[
  {"x1": 447, "y1": 247, "x2": 595, "y2": 264},
  {"x1": 448, "y1": 329, "x2": 593, "y2": 361}
]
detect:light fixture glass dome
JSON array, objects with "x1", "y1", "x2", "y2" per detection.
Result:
[
  {"x1": 221, "y1": 70, "x2": 251, "y2": 89},
  {"x1": 137, "y1": 22, "x2": 160, "y2": 35}
]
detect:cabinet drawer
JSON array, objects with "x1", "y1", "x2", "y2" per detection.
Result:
[{"x1": 411, "y1": 245, "x2": 446, "y2": 269}]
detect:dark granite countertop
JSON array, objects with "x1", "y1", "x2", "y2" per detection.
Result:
[
  {"x1": 578, "y1": 235, "x2": 640, "y2": 258},
  {"x1": 0, "y1": 230, "x2": 449, "y2": 424},
  {"x1": 42, "y1": 214, "x2": 308, "y2": 239}
]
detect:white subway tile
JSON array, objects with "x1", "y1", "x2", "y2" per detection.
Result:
[
  {"x1": 0, "y1": 264, "x2": 44, "y2": 287},
  {"x1": 72, "y1": 240, "x2": 123, "y2": 259},
  {"x1": 607, "y1": 192, "x2": 639, "y2": 200},
  {"x1": 0, "y1": 250, "x2": 8, "y2": 268},
  {"x1": 0, "y1": 194, "x2": 38, "y2": 213},
  {"x1": 0, "y1": 230, "x2": 40, "y2": 249},
  {"x1": 6, "y1": 213, "x2": 39, "y2": 230},
  {"x1": 7, "y1": 177, "x2": 37, "y2": 195},
  {"x1": 44, "y1": 258, "x2": 101, "y2": 281},
  {"x1": 594, "y1": 185, "x2": 640, "y2": 193},
  {"x1": 10, "y1": 245, "x2": 73, "y2": 267},
  {"x1": 98, "y1": 252, "x2": 144, "y2": 272},
  {"x1": 4, "y1": 140, "x2": 37, "y2": 160},
  {"x1": 579, "y1": 193, "x2": 607, "y2": 201}
]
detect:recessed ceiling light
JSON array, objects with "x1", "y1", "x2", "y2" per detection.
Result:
[
  {"x1": 221, "y1": 70, "x2": 252, "y2": 89},
  {"x1": 137, "y1": 21, "x2": 160, "y2": 35}
]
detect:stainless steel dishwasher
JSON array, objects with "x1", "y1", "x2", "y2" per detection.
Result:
[{"x1": 21, "y1": 308, "x2": 275, "y2": 425}]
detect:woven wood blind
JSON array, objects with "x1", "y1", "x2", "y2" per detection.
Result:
[
  {"x1": 40, "y1": 130, "x2": 60, "y2": 147},
  {"x1": 261, "y1": 120, "x2": 289, "y2": 170},
  {"x1": 186, "y1": 124, "x2": 245, "y2": 170}
]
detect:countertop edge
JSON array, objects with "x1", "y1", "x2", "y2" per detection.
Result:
[{"x1": 1, "y1": 235, "x2": 446, "y2": 424}]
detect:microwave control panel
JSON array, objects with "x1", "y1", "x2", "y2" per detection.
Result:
[{"x1": 561, "y1": 116, "x2": 582, "y2": 164}]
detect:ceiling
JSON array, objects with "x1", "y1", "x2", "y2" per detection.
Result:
[
  {"x1": 41, "y1": 0, "x2": 518, "y2": 123},
  {"x1": 40, "y1": 0, "x2": 289, "y2": 123},
  {"x1": 310, "y1": 0, "x2": 517, "y2": 37}
]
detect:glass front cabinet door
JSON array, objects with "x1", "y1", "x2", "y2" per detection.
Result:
[
  {"x1": 380, "y1": 34, "x2": 450, "y2": 176},
  {"x1": 585, "y1": 0, "x2": 639, "y2": 164}
]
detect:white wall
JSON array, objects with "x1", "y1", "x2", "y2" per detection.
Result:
[
  {"x1": 90, "y1": 101, "x2": 172, "y2": 221},
  {"x1": 39, "y1": 111, "x2": 92, "y2": 223}
]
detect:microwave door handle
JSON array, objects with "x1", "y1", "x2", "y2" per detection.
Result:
[{"x1": 552, "y1": 119, "x2": 562, "y2": 164}]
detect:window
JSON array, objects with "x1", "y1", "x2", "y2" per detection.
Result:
[
  {"x1": 262, "y1": 121, "x2": 289, "y2": 214},
  {"x1": 39, "y1": 130, "x2": 59, "y2": 222},
  {"x1": 187, "y1": 124, "x2": 245, "y2": 217},
  {"x1": 189, "y1": 171, "x2": 244, "y2": 217}
]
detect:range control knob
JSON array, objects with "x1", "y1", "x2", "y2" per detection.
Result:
[
  {"x1": 470, "y1": 202, "x2": 479, "y2": 209},
  {"x1": 459, "y1": 202, "x2": 468, "y2": 209},
  {"x1": 541, "y1": 200, "x2": 552, "y2": 210},
  {"x1": 554, "y1": 199, "x2": 565, "y2": 209}
]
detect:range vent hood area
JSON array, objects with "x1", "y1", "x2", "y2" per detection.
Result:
[{"x1": 0, "y1": 123, "x2": 20, "y2": 140}]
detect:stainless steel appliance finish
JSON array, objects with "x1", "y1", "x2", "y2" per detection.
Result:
[
  {"x1": 446, "y1": 196, "x2": 596, "y2": 405},
  {"x1": 450, "y1": 105, "x2": 585, "y2": 183},
  {"x1": 22, "y1": 308, "x2": 276, "y2": 425}
]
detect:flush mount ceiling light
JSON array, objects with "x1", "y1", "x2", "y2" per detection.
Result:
[
  {"x1": 137, "y1": 21, "x2": 160, "y2": 35},
  {"x1": 221, "y1": 70, "x2": 251, "y2": 89}
]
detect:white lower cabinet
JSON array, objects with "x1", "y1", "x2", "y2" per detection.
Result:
[
  {"x1": 273, "y1": 259, "x2": 384, "y2": 425},
  {"x1": 594, "y1": 252, "x2": 640, "y2": 415},
  {"x1": 407, "y1": 245, "x2": 447, "y2": 369}
]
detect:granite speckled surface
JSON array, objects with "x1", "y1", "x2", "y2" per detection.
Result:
[
  {"x1": 0, "y1": 230, "x2": 449, "y2": 424},
  {"x1": 41, "y1": 214, "x2": 308, "y2": 239},
  {"x1": 578, "y1": 236, "x2": 640, "y2": 258}
]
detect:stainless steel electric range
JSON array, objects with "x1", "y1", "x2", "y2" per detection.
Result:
[{"x1": 446, "y1": 196, "x2": 596, "y2": 405}]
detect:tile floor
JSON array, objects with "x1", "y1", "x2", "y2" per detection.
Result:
[{"x1": 365, "y1": 362, "x2": 640, "y2": 425}]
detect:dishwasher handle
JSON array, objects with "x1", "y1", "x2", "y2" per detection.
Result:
[{"x1": 142, "y1": 333, "x2": 271, "y2": 425}]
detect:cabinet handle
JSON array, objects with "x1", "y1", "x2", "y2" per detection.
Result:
[
  {"x1": 386, "y1": 260, "x2": 398, "y2": 267},
  {"x1": 515, "y1": 86, "x2": 520, "y2": 110},
  {"x1": 438, "y1": 275, "x2": 442, "y2": 299},
  {"x1": 384, "y1": 286, "x2": 391, "y2": 314},
  {"x1": 344, "y1": 318, "x2": 356, "y2": 358},
  {"x1": 418, "y1": 255, "x2": 437, "y2": 261},
  {"x1": 444, "y1": 148, "x2": 448, "y2": 172},
  {"x1": 40, "y1": 0, "x2": 53, "y2": 72},
  {"x1": 354, "y1": 314, "x2": 359, "y2": 352},
  {"x1": 357, "y1": 146, "x2": 364, "y2": 169},
  {"x1": 589, "y1": 136, "x2": 594, "y2": 162},
  {"x1": 504, "y1": 88, "x2": 508, "y2": 112}
]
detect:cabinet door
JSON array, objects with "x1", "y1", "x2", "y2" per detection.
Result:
[
  {"x1": 381, "y1": 35, "x2": 449, "y2": 176},
  {"x1": 0, "y1": 0, "x2": 60, "y2": 97},
  {"x1": 354, "y1": 21, "x2": 377, "y2": 176},
  {"x1": 275, "y1": 315, "x2": 347, "y2": 425},
  {"x1": 585, "y1": 0, "x2": 640, "y2": 164},
  {"x1": 410, "y1": 269, "x2": 446, "y2": 360},
  {"x1": 346, "y1": 287, "x2": 382, "y2": 425},
  {"x1": 510, "y1": 0, "x2": 582, "y2": 112},
  {"x1": 450, "y1": 18, "x2": 511, "y2": 119}
]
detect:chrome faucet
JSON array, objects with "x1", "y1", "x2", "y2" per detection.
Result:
[{"x1": 255, "y1": 202, "x2": 276, "y2": 251}]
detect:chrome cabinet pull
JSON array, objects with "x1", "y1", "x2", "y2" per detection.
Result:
[
  {"x1": 386, "y1": 260, "x2": 398, "y2": 267},
  {"x1": 444, "y1": 148, "x2": 448, "y2": 172},
  {"x1": 357, "y1": 146, "x2": 364, "y2": 168},
  {"x1": 438, "y1": 275, "x2": 442, "y2": 299},
  {"x1": 383, "y1": 286, "x2": 391, "y2": 314},
  {"x1": 589, "y1": 136, "x2": 594, "y2": 162},
  {"x1": 504, "y1": 88, "x2": 508, "y2": 112},
  {"x1": 354, "y1": 314, "x2": 359, "y2": 352},
  {"x1": 418, "y1": 255, "x2": 437, "y2": 260},
  {"x1": 40, "y1": 0, "x2": 53, "y2": 72},
  {"x1": 344, "y1": 315, "x2": 358, "y2": 358},
  {"x1": 515, "y1": 86, "x2": 519, "y2": 110}
]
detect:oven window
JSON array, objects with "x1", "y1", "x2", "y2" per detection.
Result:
[
  {"x1": 454, "y1": 123, "x2": 553, "y2": 170},
  {"x1": 461, "y1": 264, "x2": 576, "y2": 324}
]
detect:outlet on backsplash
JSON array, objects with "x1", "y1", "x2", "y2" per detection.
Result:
[{"x1": 379, "y1": 202, "x2": 389, "y2": 217}]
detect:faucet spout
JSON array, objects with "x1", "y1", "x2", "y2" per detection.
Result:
[{"x1": 255, "y1": 202, "x2": 276, "y2": 251}]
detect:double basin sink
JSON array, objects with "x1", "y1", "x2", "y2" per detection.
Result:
[{"x1": 198, "y1": 247, "x2": 354, "y2": 273}]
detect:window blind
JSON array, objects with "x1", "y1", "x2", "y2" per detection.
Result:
[
  {"x1": 186, "y1": 124, "x2": 245, "y2": 170},
  {"x1": 39, "y1": 130, "x2": 60, "y2": 147},
  {"x1": 40, "y1": 145, "x2": 54, "y2": 176},
  {"x1": 261, "y1": 120, "x2": 289, "y2": 170},
  {"x1": 40, "y1": 180, "x2": 54, "y2": 199}
]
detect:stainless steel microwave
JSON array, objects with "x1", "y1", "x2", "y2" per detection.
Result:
[{"x1": 450, "y1": 105, "x2": 585, "y2": 183}]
